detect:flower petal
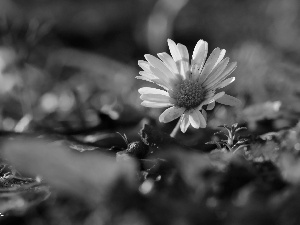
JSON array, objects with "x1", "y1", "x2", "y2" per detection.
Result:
[
  {"x1": 135, "y1": 76, "x2": 154, "y2": 83},
  {"x1": 159, "y1": 106, "x2": 185, "y2": 123},
  {"x1": 198, "y1": 47, "x2": 222, "y2": 82},
  {"x1": 206, "y1": 101, "x2": 215, "y2": 110},
  {"x1": 191, "y1": 40, "x2": 208, "y2": 79},
  {"x1": 198, "y1": 98, "x2": 215, "y2": 109},
  {"x1": 139, "y1": 61, "x2": 172, "y2": 89},
  {"x1": 221, "y1": 62, "x2": 237, "y2": 79},
  {"x1": 139, "y1": 71, "x2": 157, "y2": 80},
  {"x1": 138, "y1": 87, "x2": 169, "y2": 95},
  {"x1": 136, "y1": 77, "x2": 169, "y2": 90},
  {"x1": 144, "y1": 54, "x2": 175, "y2": 80},
  {"x1": 180, "y1": 113, "x2": 190, "y2": 133},
  {"x1": 189, "y1": 110, "x2": 206, "y2": 128},
  {"x1": 213, "y1": 91, "x2": 225, "y2": 100},
  {"x1": 201, "y1": 109, "x2": 207, "y2": 121},
  {"x1": 199, "y1": 92, "x2": 224, "y2": 109},
  {"x1": 157, "y1": 52, "x2": 179, "y2": 74},
  {"x1": 177, "y1": 43, "x2": 190, "y2": 78},
  {"x1": 203, "y1": 57, "x2": 229, "y2": 86},
  {"x1": 167, "y1": 39, "x2": 181, "y2": 63},
  {"x1": 216, "y1": 77, "x2": 235, "y2": 89},
  {"x1": 140, "y1": 94, "x2": 173, "y2": 103},
  {"x1": 189, "y1": 110, "x2": 200, "y2": 128},
  {"x1": 205, "y1": 63, "x2": 237, "y2": 90},
  {"x1": 138, "y1": 60, "x2": 152, "y2": 73},
  {"x1": 138, "y1": 69, "x2": 171, "y2": 90},
  {"x1": 216, "y1": 94, "x2": 242, "y2": 106},
  {"x1": 198, "y1": 111, "x2": 207, "y2": 128},
  {"x1": 212, "y1": 62, "x2": 237, "y2": 83},
  {"x1": 214, "y1": 49, "x2": 226, "y2": 70},
  {"x1": 192, "y1": 40, "x2": 208, "y2": 65},
  {"x1": 149, "y1": 67, "x2": 173, "y2": 89},
  {"x1": 141, "y1": 101, "x2": 173, "y2": 108},
  {"x1": 205, "y1": 90, "x2": 215, "y2": 99}
]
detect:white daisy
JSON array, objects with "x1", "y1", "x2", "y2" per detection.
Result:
[{"x1": 137, "y1": 39, "x2": 241, "y2": 133}]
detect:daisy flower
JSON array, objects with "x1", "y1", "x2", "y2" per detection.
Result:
[{"x1": 137, "y1": 39, "x2": 241, "y2": 133}]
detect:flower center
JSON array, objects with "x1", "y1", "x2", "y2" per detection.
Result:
[{"x1": 172, "y1": 79, "x2": 205, "y2": 110}]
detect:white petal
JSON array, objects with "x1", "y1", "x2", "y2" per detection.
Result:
[
  {"x1": 191, "y1": 63, "x2": 202, "y2": 80},
  {"x1": 145, "y1": 54, "x2": 175, "y2": 79},
  {"x1": 177, "y1": 43, "x2": 190, "y2": 78},
  {"x1": 201, "y1": 109, "x2": 207, "y2": 121},
  {"x1": 191, "y1": 40, "x2": 208, "y2": 79},
  {"x1": 205, "y1": 90, "x2": 215, "y2": 99},
  {"x1": 198, "y1": 111, "x2": 206, "y2": 128},
  {"x1": 217, "y1": 62, "x2": 237, "y2": 82},
  {"x1": 136, "y1": 76, "x2": 154, "y2": 83},
  {"x1": 155, "y1": 81, "x2": 171, "y2": 90},
  {"x1": 217, "y1": 77, "x2": 235, "y2": 89},
  {"x1": 206, "y1": 101, "x2": 215, "y2": 110},
  {"x1": 139, "y1": 71, "x2": 157, "y2": 80},
  {"x1": 198, "y1": 98, "x2": 215, "y2": 109},
  {"x1": 203, "y1": 57, "x2": 229, "y2": 86},
  {"x1": 199, "y1": 94, "x2": 222, "y2": 109},
  {"x1": 180, "y1": 113, "x2": 190, "y2": 133},
  {"x1": 139, "y1": 61, "x2": 172, "y2": 89},
  {"x1": 198, "y1": 47, "x2": 222, "y2": 82},
  {"x1": 205, "y1": 63, "x2": 237, "y2": 90},
  {"x1": 136, "y1": 78, "x2": 169, "y2": 91},
  {"x1": 189, "y1": 110, "x2": 205, "y2": 128},
  {"x1": 189, "y1": 110, "x2": 201, "y2": 128},
  {"x1": 192, "y1": 40, "x2": 208, "y2": 65},
  {"x1": 213, "y1": 91, "x2": 225, "y2": 100},
  {"x1": 149, "y1": 67, "x2": 172, "y2": 89},
  {"x1": 213, "y1": 62, "x2": 237, "y2": 83},
  {"x1": 138, "y1": 87, "x2": 169, "y2": 95},
  {"x1": 159, "y1": 106, "x2": 185, "y2": 123},
  {"x1": 141, "y1": 101, "x2": 173, "y2": 108},
  {"x1": 140, "y1": 94, "x2": 173, "y2": 103},
  {"x1": 138, "y1": 60, "x2": 152, "y2": 73},
  {"x1": 216, "y1": 94, "x2": 242, "y2": 106},
  {"x1": 167, "y1": 39, "x2": 181, "y2": 62},
  {"x1": 157, "y1": 52, "x2": 179, "y2": 74},
  {"x1": 213, "y1": 49, "x2": 226, "y2": 70}
]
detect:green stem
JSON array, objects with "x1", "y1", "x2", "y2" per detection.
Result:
[{"x1": 170, "y1": 118, "x2": 181, "y2": 138}]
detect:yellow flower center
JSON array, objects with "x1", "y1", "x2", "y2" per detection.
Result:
[{"x1": 172, "y1": 79, "x2": 205, "y2": 110}]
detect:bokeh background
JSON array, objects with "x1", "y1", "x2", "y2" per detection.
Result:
[
  {"x1": 2, "y1": 0, "x2": 300, "y2": 224},
  {"x1": 0, "y1": 0, "x2": 300, "y2": 143}
]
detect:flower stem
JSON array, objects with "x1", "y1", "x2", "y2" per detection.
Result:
[{"x1": 170, "y1": 118, "x2": 181, "y2": 138}]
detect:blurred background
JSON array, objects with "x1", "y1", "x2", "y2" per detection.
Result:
[
  {"x1": 0, "y1": 0, "x2": 299, "y2": 143},
  {"x1": 2, "y1": 0, "x2": 300, "y2": 224}
]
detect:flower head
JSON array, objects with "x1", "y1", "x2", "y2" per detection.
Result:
[{"x1": 137, "y1": 39, "x2": 241, "y2": 133}]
